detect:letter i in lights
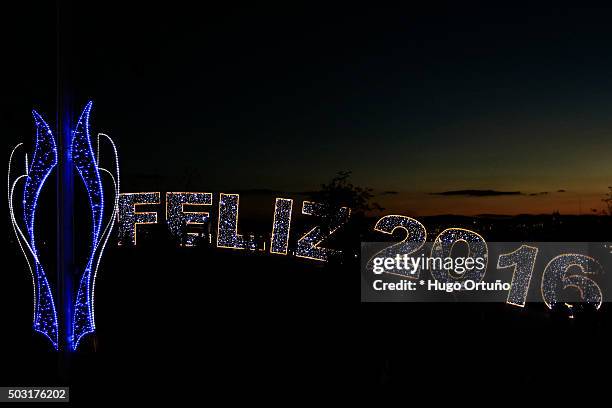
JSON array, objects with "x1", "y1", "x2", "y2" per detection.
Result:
[
  {"x1": 217, "y1": 193, "x2": 247, "y2": 250},
  {"x1": 8, "y1": 102, "x2": 120, "y2": 351},
  {"x1": 270, "y1": 198, "x2": 293, "y2": 255}
]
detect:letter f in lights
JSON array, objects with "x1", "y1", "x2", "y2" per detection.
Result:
[{"x1": 8, "y1": 101, "x2": 120, "y2": 351}]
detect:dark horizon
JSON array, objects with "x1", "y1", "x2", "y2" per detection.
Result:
[{"x1": 4, "y1": 3, "x2": 611, "y2": 216}]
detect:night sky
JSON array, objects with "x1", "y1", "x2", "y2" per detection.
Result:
[{"x1": 4, "y1": 3, "x2": 611, "y2": 215}]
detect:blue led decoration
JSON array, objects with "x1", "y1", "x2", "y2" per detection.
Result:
[
  {"x1": 71, "y1": 102, "x2": 120, "y2": 350},
  {"x1": 8, "y1": 101, "x2": 120, "y2": 351},
  {"x1": 7, "y1": 111, "x2": 59, "y2": 350},
  {"x1": 71, "y1": 101, "x2": 104, "y2": 350}
]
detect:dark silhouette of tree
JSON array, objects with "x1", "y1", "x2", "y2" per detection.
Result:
[
  {"x1": 603, "y1": 186, "x2": 612, "y2": 216},
  {"x1": 182, "y1": 165, "x2": 203, "y2": 190},
  {"x1": 309, "y1": 171, "x2": 382, "y2": 263},
  {"x1": 309, "y1": 170, "x2": 382, "y2": 216}
]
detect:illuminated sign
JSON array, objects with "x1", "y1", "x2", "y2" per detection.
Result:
[
  {"x1": 8, "y1": 102, "x2": 119, "y2": 350},
  {"x1": 7, "y1": 102, "x2": 608, "y2": 351}
]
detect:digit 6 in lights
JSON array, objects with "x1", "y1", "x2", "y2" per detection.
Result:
[{"x1": 497, "y1": 248, "x2": 603, "y2": 310}]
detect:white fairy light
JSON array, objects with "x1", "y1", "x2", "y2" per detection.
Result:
[
  {"x1": 367, "y1": 215, "x2": 427, "y2": 278},
  {"x1": 295, "y1": 201, "x2": 350, "y2": 262},
  {"x1": 430, "y1": 228, "x2": 488, "y2": 287},
  {"x1": 270, "y1": 198, "x2": 293, "y2": 255},
  {"x1": 497, "y1": 245, "x2": 538, "y2": 307},
  {"x1": 8, "y1": 144, "x2": 36, "y2": 322},
  {"x1": 166, "y1": 192, "x2": 212, "y2": 246},
  {"x1": 118, "y1": 192, "x2": 160, "y2": 246},
  {"x1": 217, "y1": 193, "x2": 247, "y2": 250},
  {"x1": 90, "y1": 133, "x2": 121, "y2": 331},
  {"x1": 541, "y1": 254, "x2": 603, "y2": 310}
]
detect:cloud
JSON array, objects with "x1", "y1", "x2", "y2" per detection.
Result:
[
  {"x1": 529, "y1": 192, "x2": 549, "y2": 196},
  {"x1": 379, "y1": 190, "x2": 399, "y2": 195},
  {"x1": 557, "y1": 189, "x2": 566, "y2": 193},
  {"x1": 431, "y1": 189, "x2": 522, "y2": 197}
]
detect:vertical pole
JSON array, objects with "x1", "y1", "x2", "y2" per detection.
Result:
[{"x1": 56, "y1": 0, "x2": 74, "y2": 364}]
